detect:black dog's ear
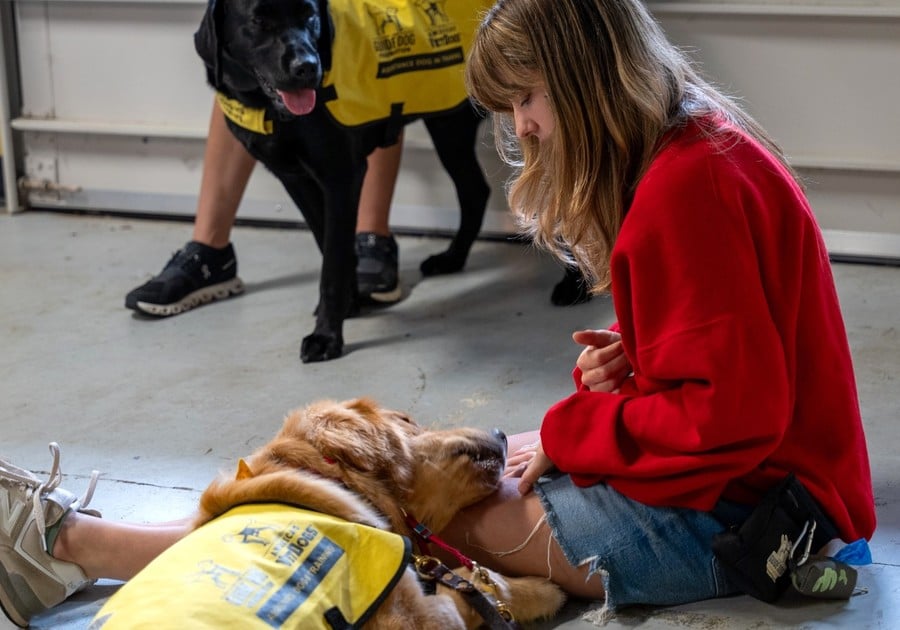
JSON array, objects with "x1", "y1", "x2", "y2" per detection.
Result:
[
  {"x1": 194, "y1": 0, "x2": 223, "y2": 87},
  {"x1": 316, "y1": 0, "x2": 333, "y2": 72}
]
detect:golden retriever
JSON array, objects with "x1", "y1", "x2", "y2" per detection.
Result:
[{"x1": 91, "y1": 398, "x2": 564, "y2": 629}]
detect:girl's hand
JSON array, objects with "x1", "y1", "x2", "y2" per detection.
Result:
[
  {"x1": 506, "y1": 440, "x2": 555, "y2": 495},
  {"x1": 573, "y1": 329, "x2": 631, "y2": 393},
  {"x1": 504, "y1": 440, "x2": 540, "y2": 478},
  {"x1": 516, "y1": 443, "x2": 555, "y2": 495}
]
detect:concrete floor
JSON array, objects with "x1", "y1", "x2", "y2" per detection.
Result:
[{"x1": 1, "y1": 211, "x2": 898, "y2": 629}]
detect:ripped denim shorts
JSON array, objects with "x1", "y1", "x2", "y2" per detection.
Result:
[{"x1": 534, "y1": 473, "x2": 752, "y2": 612}]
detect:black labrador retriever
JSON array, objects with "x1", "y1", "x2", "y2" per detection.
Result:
[{"x1": 194, "y1": 0, "x2": 491, "y2": 362}]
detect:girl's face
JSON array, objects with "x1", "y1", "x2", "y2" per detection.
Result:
[{"x1": 511, "y1": 85, "x2": 555, "y2": 143}]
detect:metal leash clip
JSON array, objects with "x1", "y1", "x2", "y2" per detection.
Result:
[
  {"x1": 470, "y1": 561, "x2": 515, "y2": 622},
  {"x1": 414, "y1": 554, "x2": 441, "y2": 581}
]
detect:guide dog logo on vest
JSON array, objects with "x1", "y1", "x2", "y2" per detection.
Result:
[{"x1": 321, "y1": 0, "x2": 491, "y2": 127}]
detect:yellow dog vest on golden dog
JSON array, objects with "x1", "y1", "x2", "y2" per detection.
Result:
[
  {"x1": 217, "y1": 0, "x2": 490, "y2": 134},
  {"x1": 89, "y1": 503, "x2": 411, "y2": 629}
]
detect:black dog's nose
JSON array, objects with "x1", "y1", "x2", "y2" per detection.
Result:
[
  {"x1": 491, "y1": 428, "x2": 507, "y2": 447},
  {"x1": 288, "y1": 57, "x2": 318, "y2": 83}
]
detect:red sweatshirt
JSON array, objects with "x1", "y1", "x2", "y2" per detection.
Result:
[{"x1": 540, "y1": 121, "x2": 876, "y2": 542}]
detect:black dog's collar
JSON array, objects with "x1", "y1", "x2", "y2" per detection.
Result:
[{"x1": 216, "y1": 91, "x2": 273, "y2": 135}]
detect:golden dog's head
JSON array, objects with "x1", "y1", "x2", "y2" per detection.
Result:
[{"x1": 209, "y1": 398, "x2": 507, "y2": 536}]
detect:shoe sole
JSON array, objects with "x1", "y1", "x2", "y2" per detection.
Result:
[
  {"x1": 367, "y1": 286, "x2": 402, "y2": 303},
  {"x1": 133, "y1": 277, "x2": 245, "y2": 317},
  {"x1": 0, "y1": 562, "x2": 29, "y2": 628}
]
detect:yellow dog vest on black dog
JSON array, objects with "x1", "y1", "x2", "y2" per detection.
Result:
[
  {"x1": 217, "y1": 0, "x2": 490, "y2": 134},
  {"x1": 321, "y1": 0, "x2": 489, "y2": 126},
  {"x1": 89, "y1": 503, "x2": 411, "y2": 629}
]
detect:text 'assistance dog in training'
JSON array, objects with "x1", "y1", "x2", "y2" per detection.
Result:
[
  {"x1": 194, "y1": 0, "x2": 496, "y2": 362},
  {"x1": 88, "y1": 398, "x2": 565, "y2": 628}
]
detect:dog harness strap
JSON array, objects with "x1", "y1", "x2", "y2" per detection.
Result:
[
  {"x1": 403, "y1": 510, "x2": 474, "y2": 569},
  {"x1": 384, "y1": 103, "x2": 405, "y2": 146},
  {"x1": 216, "y1": 91, "x2": 274, "y2": 135},
  {"x1": 319, "y1": 84, "x2": 337, "y2": 104},
  {"x1": 417, "y1": 558, "x2": 522, "y2": 630},
  {"x1": 323, "y1": 606, "x2": 352, "y2": 629}
]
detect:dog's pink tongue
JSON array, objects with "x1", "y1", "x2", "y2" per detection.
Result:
[{"x1": 277, "y1": 88, "x2": 316, "y2": 116}]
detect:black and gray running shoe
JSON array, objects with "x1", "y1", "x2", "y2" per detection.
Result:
[
  {"x1": 355, "y1": 232, "x2": 401, "y2": 303},
  {"x1": 125, "y1": 241, "x2": 244, "y2": 316}
]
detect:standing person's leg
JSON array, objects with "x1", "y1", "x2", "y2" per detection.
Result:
[
  {"x1": 127, "y1": 110, "x2": 406, "y2": 314},
  {"x1": 356, "y1": 136, "x2": 404, "y2": 302},
  {"x1": 191, "y1": 102, "x2": 257, "y2": 248},
  {"x1": 124, "y1": 102, "x2": 253, "y2": 316},
  {"x1": 357, "y1": 138, "x2": 402, "y2": 237}
]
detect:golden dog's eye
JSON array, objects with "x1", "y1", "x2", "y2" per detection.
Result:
[{"x1": 456, "y1": 449, "x2": 484, "y2": 462}]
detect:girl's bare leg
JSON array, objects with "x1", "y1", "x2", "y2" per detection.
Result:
[
  {"x1": 52, "y1": 513, "x2": 193, "y2": 581},
  {"x1": 439, "y1": 430, "x2": 605, "y2": 600}
]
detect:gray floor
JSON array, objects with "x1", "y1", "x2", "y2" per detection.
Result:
[{"x1": 1, "y1": 211, "x2": 898, "y2": 629}]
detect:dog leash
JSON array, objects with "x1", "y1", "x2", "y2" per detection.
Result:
[
  {"x1": 403, "y1": 511, "x2": 522, "y2": 630},
  {"x1": 414, "y1": 555, "x2": 522, "y2": 630}
]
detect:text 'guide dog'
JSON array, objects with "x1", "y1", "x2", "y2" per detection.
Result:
[{"x1": 195, "y1": 0, "x2": 497, "y2": 362}]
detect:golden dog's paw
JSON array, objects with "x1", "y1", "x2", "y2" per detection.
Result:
[
  {"x1": 448, "y1": 566, "x2": 566, "y2": 628},
  {"x1": 484, "y1": 570, "x2": 567, "y2": 623}
]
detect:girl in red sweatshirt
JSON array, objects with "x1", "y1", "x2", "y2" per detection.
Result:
[
  {"x1": 0, "y1": 0, "x2": 876, "y2": 624},
  {"x1": 445, "y1": 0, "x2": 876, "y2": 613}
]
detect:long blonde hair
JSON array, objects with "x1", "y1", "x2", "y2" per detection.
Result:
[{"x1": 465, "y1": 0, "x2": 795, "y2": 292}]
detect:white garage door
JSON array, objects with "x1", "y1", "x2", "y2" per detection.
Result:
[{"x1": 2, "y1": 0, "x2": 899, "y2": 262}]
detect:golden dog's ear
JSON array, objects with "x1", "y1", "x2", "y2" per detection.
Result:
[
  {"x1": 345, "y1": 398, "x2": 418, "y2": 428},
  {"x1": 305, "y1": 399, "x2": 412, "y2": 473},
  {"x1": 235, "y1": 458, "x2": 254, "y2": 480},
  {"x1": 344, "y1": 397, "x2": 381, "y2": 418}
]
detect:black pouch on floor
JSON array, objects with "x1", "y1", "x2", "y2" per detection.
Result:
[{"x1": 711, "y1": 473, "x2": 841, "y2": 603}]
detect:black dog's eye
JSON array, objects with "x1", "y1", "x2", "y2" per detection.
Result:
[
  {"x1": 249, "y1": 4, "x2": 277, "y2": 29},
  {"x1": 308, "y1": 15, "x2": 321, "y2": 36},
  {"x1": 248, "y1": 14, "x2": 267, "y2": 30},
  {"x1": 296, "y1": 4, "x2": 321, "y2": 32}
]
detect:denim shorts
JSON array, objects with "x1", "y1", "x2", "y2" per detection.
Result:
[{"x1": 534, "y1": 473, "x2": 752, "y2": 612}]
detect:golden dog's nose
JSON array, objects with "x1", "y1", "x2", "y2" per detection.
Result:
[{"x1": 491, "y1": 428, "x2": 507, "y2": 448}]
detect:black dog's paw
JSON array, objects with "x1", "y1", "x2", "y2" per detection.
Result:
[
  {"x1": 300, "y1": 333, "x2": 344, "y2": 362},
  {"x1": 551, "y1": 268, "x2": 592, "y2": 306},
  {"x1": 420, "y1": 251, "x2": 467, "y2": 276}
]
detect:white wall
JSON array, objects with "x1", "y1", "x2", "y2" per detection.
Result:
[
  {"x1": 2, "y1": 0, "x2": 899, "y2": 259},
  {"x1": 652, "y1": 1, "x2": 900, "y2": 260}
]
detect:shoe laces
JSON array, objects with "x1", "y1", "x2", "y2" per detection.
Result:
[
  {"x1": 167, "y1": 247, "x2": 202, "y2": 273},
  {"x1": 0, "y1": 443, "x2": 100, "y2": 552}
]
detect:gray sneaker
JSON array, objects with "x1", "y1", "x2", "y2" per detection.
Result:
[
  {"x1": 0, "y1": 443, "x2": 100, "y2": 627},
  {"x1": 355, "y1": 232, "x2": 401, "y2": 303}
]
